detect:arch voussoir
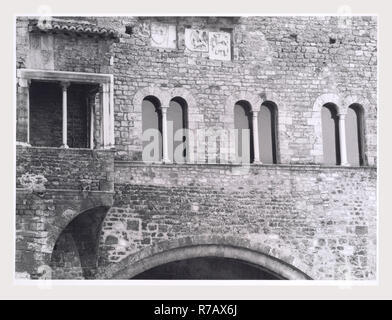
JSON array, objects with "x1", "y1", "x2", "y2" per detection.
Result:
[{"x1": 97, "y1": 235, "x2": 313, "y2": 280}]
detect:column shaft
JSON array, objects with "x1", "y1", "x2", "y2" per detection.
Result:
[
  {"x1": 16, "y1": 78, "x2": 31, "y2": 145},
  {"x1": 161, "y1": 106, "x2": 170, "y2": 163},
  {"x1": 338, "y1": 113, "x2": 349, "y2": 166},
  {"x1": 252, "y1": 111, "x2": 261, "y2": 164},
  {"x1": 101, "y1": 83, "x2": 110, "y2": 148},
  {"x1": 61, "y1": 82, "x2": 70, "y2": 148}
]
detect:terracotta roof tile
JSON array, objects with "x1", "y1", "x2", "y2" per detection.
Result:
[{"x1": 29, "y1": 18, "x2": 119, "y2": 38}]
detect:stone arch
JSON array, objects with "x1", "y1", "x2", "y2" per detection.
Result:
[
  {"x1": 259, "y1": 91, "x2": 287, "y2": 163},
  {"x1": 97, "y1": 235, "x2": 313, "y2": 280},
  {"x1": 133, "y1": 87, "x2": 170, "y2": 153},
  {"x1": 343, "y1": 95, "x2": 370, "y2": 116},
  {"x1": 309, "y1": 93, "x2": 343, "y2": 164},
  {"x1": 45, "y1": 193, "x2": 113, "y2": 255},
  {"x1": 312, "y1": 93, "x2": 342, "y2": 114},
  {"x1": 259, "y1": 99, "x2": 279, "y2": 164},
  {"x1": 225, "y1": 92, "x2": 263, "y2": 116},
  {"x1": 343, "y1": 95, "x2": 370, "y2": 166},
  {"x1": 223, "y1": 93, "x2": 263, "y2": 163},
  {"x1": 49, "y1": 205, "x2": 112, "y2": 279},
  {"x1": 132, "y1": 86, "x2": 169, "y2": 113},
  {"x1": 169, "y1": 87, "x2": 201, "y2": 131},
  {"x1": 167, "y1": 88, "x2": 201, "y2": 162},
  {"x1": 343, "y1": 94, "x2": 376, "y2": 166}
]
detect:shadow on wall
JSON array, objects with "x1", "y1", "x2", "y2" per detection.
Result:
[
  {"x1": 132, "y1": 256, "x2": 285, "y2": 280},
  {"x1": 50, "y1": 206, "x2": 110, "y2": 279}
]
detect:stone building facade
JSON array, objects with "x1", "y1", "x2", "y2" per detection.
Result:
[{"x1": 15, "y1": 16, "x2": 377, "y2": 280}]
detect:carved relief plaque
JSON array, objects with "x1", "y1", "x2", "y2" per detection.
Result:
[
  {"x1": 150, "y1": 22, "x2": 177, "y2": 49},
  {"x1": 184, "y1": 28, "x2": 208, "y2": 52},
  {"x1": 208, "y1": 31, "x2": 231, "y2": 61}
]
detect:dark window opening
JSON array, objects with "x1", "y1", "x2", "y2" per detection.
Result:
[
  {"x1": 142, "y1": 96, "x2": 162, "y2": 162},
  {"x1": 259, "y1": 101, "x2": 278, "y2": 164},
  {"x1": 346, "y1": 103, "x2": 365, "y2": 166},
  {"x1": 132, "y1": 256, "x2": 285, "y2": 280},
  {"x1": 125, "y1": 25, "x2": 133, "y2": 35},
  {"x1": 290, "y1": 34, "x2": 298, "y2": 42},
  {"x1": 168, "y1": 97, "x2": 188, "y2": 163},
  {"x1": 29, "y1": 81, "x2": 97, "y2": 148},
  {"x1": 30, "y1": 81, "x2": 62, "y2": 147},
  {"x1": 234, "y1": 100, "x2": 254, "y2": 163},
  {"x1": 50, "y1": 206, "x2": 109, "y2": 279},
  {"x1": 321, "y1": 103, "x2": 341, "y2": 165}
]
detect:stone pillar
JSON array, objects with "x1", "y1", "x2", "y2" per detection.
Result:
[
  {"x1": 109, "y1": 77, "x2": 115, "y2": 147},
  {"x1": 338, "y1": 113, "x2": 349, "y2": 166},
  {"x1": 90, "y1": 97, "x2": 95, "y2": 149},
  {"x1": 16, "y1": 78, "x2": 31, "y2": 145},
  {"x1": 100, "y1": 83, "x2": 110, "y2": 148},
  {"x1": 252, "y1": 110, "x2": 261, "y2": 164},
  {"x1": 61, "y1": 82, "x2": 70, "y2": 148},
  {"x1": 161, "y1": 105, "x2": 170, "y2": 163}
]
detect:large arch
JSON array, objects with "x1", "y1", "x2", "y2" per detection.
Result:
[
  {"x1": 97, "y1": 235, "x2": 312, "y2": 280},
  {"x1": 132, "y1": 256, "x2": 285, "y2": 279},
  {"x1": 44, "y1": 191, "x2": 114, "y2": 256},
  {"x1": 49, "y1": 205, "x2": 112, "y2": 279}
]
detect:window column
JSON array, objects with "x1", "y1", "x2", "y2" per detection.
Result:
[
  {"x1": 338, "y1": 112, "x2": 349, "y2": 166},
  {"x1": 16, "y1": 77, "x2": 31, "y2": 145},
  {"x1": 252, "y1": 110, "x2": 261, "y2": 164},
  {"x1": 61, "y1": 82, "x2": 70, "y2": 148},
  {"x1": 161, "y1": 105, "x2": 170, "y2": 163}
]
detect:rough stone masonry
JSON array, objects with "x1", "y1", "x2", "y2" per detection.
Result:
[{"x1": 15, "y1": 16, "x2": 377, "y2": 280}]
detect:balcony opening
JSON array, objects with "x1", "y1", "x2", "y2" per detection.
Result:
[{"x1": 29, "y1": 81, "x2": 99, "y2": 148}]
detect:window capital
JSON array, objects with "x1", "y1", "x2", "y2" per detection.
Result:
[{"x1": 60, "y1": 81, "x2": 71, "y2": 90}]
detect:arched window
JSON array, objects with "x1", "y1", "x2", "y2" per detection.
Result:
[
  {"x1": 346, "y1": 104, "x2": 365, "y2": 166},
  {"x1": 321, "y1": 103, "x2": 341, "y2": 165},
  {"x1": 234, "y1": 101, "x2": 253, "y2": 163},
  {"x1": 142, "y1": 96, "x2": 162, "y2": 162},
  {"x1": 258, "y1": 101, "x2": 278, "y2": 164},
  {"x1": 167, "y1": 97, "x2": 188, "y2": 163}
]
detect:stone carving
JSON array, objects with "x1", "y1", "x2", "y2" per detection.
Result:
[
  {"x1": 18, "y1": 173, "x2": 47, "y2": 193},
  {"x1": 209, "y1": 32, "x2": 231, "y2": 61},
  {"x1": 80, "y1": 178, "x2": 92, "y2": 192},
  {"x1": 185, "y1": 29, "x2": 208, "y2": 52},
  {"x1": 135, "y1": 21, "x2": 150, "y2": 38},
  {"x1": 150, "y1": 22, "x2": 177, "y2": 49},
  {"x1": 80, "y1": 178, "x2": 92, "y2": 198},
  {"x1": 62, "y1": 209, "x2": 76, "y2": 220}
]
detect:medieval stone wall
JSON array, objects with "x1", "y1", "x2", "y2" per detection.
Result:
[
  {"x1": 15, "y1": 147, "x2": 115, "y2": 278},
  {"x1": 97, "y1": 163, "x2": 376, "y2": 280},
  {"x1": 16, "y1": 16, "x2": 377, "y2": 164},
  {"x1": 107, "y1": 16, "x2": 377, "y2": 165},
  {"x1": 15, "y1": 16, "x2": 377, "y2": 280},
  {"x1": 16, "y1": 146, "x2": 114, "y2": 191}
]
